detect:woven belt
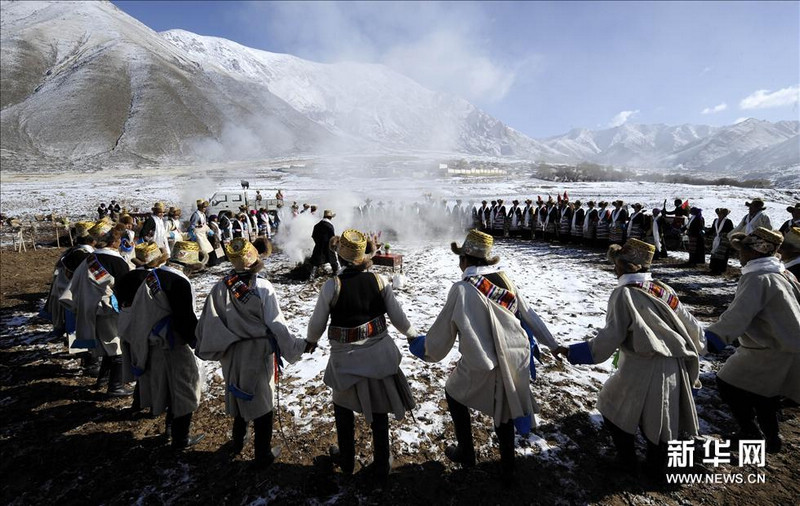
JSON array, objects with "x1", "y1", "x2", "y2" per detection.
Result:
[{"x1": 328, "y1": 315, "x2": 387, "y2": 344}]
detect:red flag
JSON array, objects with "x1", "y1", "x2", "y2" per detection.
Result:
[
  {"x1": 682, "y1": 200, "x2": 689, "y2": 209},
  {"x1": 564, "y1": 191, "x2": 569, "y2": 201},
  {"x1": 557, "y1": 194, "x2": 562, "y2": 203}
]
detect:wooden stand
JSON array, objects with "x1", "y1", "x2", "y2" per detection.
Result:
[{"x1": 372, "y1": 253, "x2": 404, "y2": 273}]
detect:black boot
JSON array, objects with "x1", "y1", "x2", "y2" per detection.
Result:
[
  {"x1": 232, "y1": 415, "x2": 250, "y2": 455},
  {"x1": 332, "y1": 404, "x2": 355, "y2": 474},
  {"x1": 445, "y1": 391, "x2": 476, "y2": 467},
  {"x1": 496, "y1": 421, "x2": 516, "y2": 484},
  {"x1": 645, "y1": 441, "x2": 668, "y2": 482},
  {"x1": 171, "y1": 413, "x2": 205, "y2": 450},
  {"x1": 82, "y1": 352, "x2": 101, "y2": 377},
  {"x1": 368, "y1": 413, "x2": 391, "y2": 482},
  {"x1": 253, "y1": 411, "x2": 279, "y2": 468},
  {"x1": 165, "y1": 409, "x2": 174, "y2": 440},
  {"x1": 604, "y1": 417, "x2": 638, "y2": 472},
  {"x1": 107, "y1": 356, "x2": 133, "y2": 397},
  {"x1": 94, "y1": 355, "x2": 112, "y2": 389}
]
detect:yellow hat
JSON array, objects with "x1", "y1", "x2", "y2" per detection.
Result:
[
  {"x1": 88, "y1": 221, "x2": 113, "y2": 240},
  {"x1": 74, "y1": 221, "x2": 94, "y2": 238},
  {"x1": 782, "y1": 227, "x2": 800, "y2": 251},
  {"x1": 171, "y1": 240, "x2": 205, "y2": 266},
  {"x1": 336, "y1": 229, "x2": 368, "y2": 264},
  {"x1": 608, "y1": 238, "x2": 655, "y2": 268},
  {"x1": 132, "y1": 241, "x2": 168, "y2": 267},
  {"x1": 732, "y1": 226, "x2": 783, "y2": 255},
  {"x1": 226, "y1": 237, "x2": 260, "y2": 271},
  {"x1": 152, "y1": 202, "x2": 165, "y2": 213},
  {"x1": 451, "y1": 229, "x2": 499, "y2": 265}
]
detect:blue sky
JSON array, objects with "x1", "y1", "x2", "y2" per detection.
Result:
[{"x1": 114, "y1": 1, "x2": 799, "y2": 138}]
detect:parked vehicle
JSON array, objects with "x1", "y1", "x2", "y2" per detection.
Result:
[{"x1": 207, "y1": 190, "x2": 281, "y2": 217}]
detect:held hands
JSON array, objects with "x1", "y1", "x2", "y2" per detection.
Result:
[
  {"x1": 552, "y1": 346, "x2": 569, "y2": 361},
  {"x1": 304, "y1": 340, "x2": 317, "y2": 354}
]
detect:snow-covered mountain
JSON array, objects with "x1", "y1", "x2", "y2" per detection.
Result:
[
  {"x1": 1, "y1": 0, "x2": 797, "y2": 181},
  {"x1": 159, "y1": 29, "x2": 555, "y2": 157},
  {"x1": 0, "y1": 0, "x2": 336, "y2": 164},
  {"x1": 541, "y1": 120, "x2": 798, "y2": 176}
]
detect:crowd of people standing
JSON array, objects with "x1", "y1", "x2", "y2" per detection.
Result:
[{"x1": 37, "y1": 190, "x2": 799, "y2": 488}]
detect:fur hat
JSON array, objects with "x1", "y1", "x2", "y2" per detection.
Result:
[
  {"x1": 787, "y1": 203, "x2": 800, "y2": 214},
  {"x1": 152, "y1": 202, "x2": 165, "y2": 213},
  {"x1": 632, "y1": 202, "x2": 642, "y2": 210},
  {"x1": 226, "y1": 237, "x2": 261, "y2": 272},
  {"x1": 132, "y1": 241, "x2": 169, "y2": 268},
  {"x1": 451, "y1": 229, "x2": 500, "y2": 265},
  {"x1": 74, "y1": 221, "x2": 94, "y2": 238},
  {"x1": 196, "y1": 199, "x2": 208, "y2": 209},
  {"x1": 613, "y1": 200, "x2": 624, "y2": 207},
  {"x1": 171, "y1": 240, "x2": 207, "y2": 269},
  {"x1": 332, "y1": 229, "x2": 371, "y2": 265},
  {"x1": 715, "y1": 208, "x2": 730, "y2": 216},
  {"x1": 168, "y1": 206, "x2": 181, "y2": 217},
  {"x1": 573, "y1": 200, "x2": 582, "y2": 207},
  {"x1": 607, "y1": 238, "x2": 655, "y2": 270},
  {"x1": 745, "y1": 197, "x2": 765, "y2": 209},
  {"x1": 89, "y1": 221, "x2": 113, "y2": 240},
  {"x1": 781, "y1": 227, "x2": 800, "y2": 251},
  {"x1": 323, "y1": 209, "x2": 335, "y2": 219},
  {"x1": 730, "y1": 227, "x2": 783, "y2": 255}
]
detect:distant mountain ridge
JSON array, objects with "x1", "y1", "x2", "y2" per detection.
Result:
[{"x1": 1, "y1": 1, "x2": 798, "y2": 183}]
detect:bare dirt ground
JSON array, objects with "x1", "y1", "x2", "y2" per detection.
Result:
[{"x1": 1, "y1": 246, "x2": 798, "y2": 505}]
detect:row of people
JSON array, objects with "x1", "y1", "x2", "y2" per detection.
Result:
[{"x1": 47, "y1": 216, "x2": 800, "y2": 486}]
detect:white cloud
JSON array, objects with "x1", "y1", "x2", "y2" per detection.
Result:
[
  {"x1": 700, "y1": 66, "x2": 712, "y2": 75},
  {"x1": 739, "y1": 85, "x2": 800, "y2": 110},
  {"x1": 608, "y1": 110, "x2": 639, "y2": 127},
  {"x1": 237, "y1": 2, "x2": 523, "y2": 104},
  {"x1": 701, "y1": 102, "x2": 728, "y2": 115},
  {"x1": 383, "y1": 30, "x2": 516, "y2": 104},
  {"x1": 734, "y1": 117, "x2": 751, "y2": 124}
]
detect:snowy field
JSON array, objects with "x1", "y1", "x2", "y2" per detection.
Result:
[{"x1": 1, "y1": 160, "x2": 798, "y2": 503}]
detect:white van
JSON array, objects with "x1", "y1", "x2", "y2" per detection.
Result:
[{"x1": 207, "y1": 191, "x2": 281, "y2": 217}]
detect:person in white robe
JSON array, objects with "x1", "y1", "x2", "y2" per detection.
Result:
[
  {"x1": 705, "y1": 227, "x2": 800, "y2": 454},
  {"x1": 139, "y1": 202, "x2": 170, "y2": 253},
  {"x1": 306, "y1": 229, "x2": 418, "y2": 481},
  {"x1": 196, "y1": 238, "x2": 309, "y2": 467},
  {"x1": 555, "y1": 238, "x2": 706, "y2": 478},
  {"x1": 410, "y1": 229, "x2": 559, "y2": 483},
  {"x1": 729, "y1": 197, "x2": 771, "y2": 238}
]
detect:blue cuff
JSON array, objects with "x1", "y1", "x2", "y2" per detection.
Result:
[
  {"x1": 70, "y1": 339, "x2": 96, "y2": 350},
  {"x1": 110, "y1": 294, "x2": 119, "y2": 313},
  {"x1": 705, "y1": 330, "x2": 726, "y2": 353},
  {"x1": 65, "y1": 310, "x2": 76, "y2": 334},
  {"x1": 513, "y1": 414, "x2": 532, "y2": 435},
  {"x1": 568, "y1": 342, "x2": 594, "y2": 365},
  {"x1": 409, "y1": 335, "x2": 426, "y2": 359},
  {"x1": 228, "y1": 383, "x2": 254, "y2": 401}
]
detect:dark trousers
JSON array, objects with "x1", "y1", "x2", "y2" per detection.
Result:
[
  {"x1": 446, "y1": 391, "x2": 515, "y2": 474},
  {"x1": 171, "y1": 412, "x2": 193, "y2": 448},
  {"x1": 717, "y1": 377, "x2": 780, "y2": 441},
  {"x1": 333, "y1": 404, "x2": 390, "y2": 476},
  {"x1": 232, "y1": 412, "x2": 273, "y2": 463},
  {"x1": 603, "y1": 416, "x2": 666, "y2": 471}
]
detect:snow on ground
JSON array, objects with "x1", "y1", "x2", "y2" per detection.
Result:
[{"x1": 2, "y1": 164, "x2": 798, "y2": 502}]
